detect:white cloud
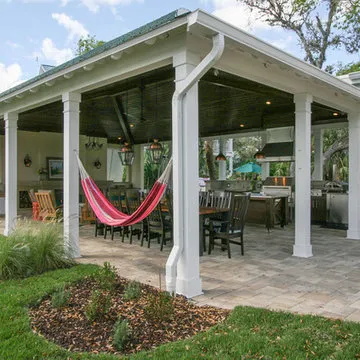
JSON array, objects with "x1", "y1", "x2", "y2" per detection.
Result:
[
  {"x1": 52, "y1": 13, "x2": 88, "y2": 40},
  {"x1": 41, "y1": 38, "x2": 73, "y2": 65},
  {"x1": 79, "y1": 0, "x2": 143, "y2": 13},
  {"x1": 6, "y1": 41, "x2": 21, "y2": 49},
  {"x1": 270, "y1": 35, "x2": 294, "y2": 50},
  {"x1": 0, "y1": 63, "x2": 23, "y2": 92},
  {"x1": 212, "y1": 0, "x2": 271, "y2": 32}
]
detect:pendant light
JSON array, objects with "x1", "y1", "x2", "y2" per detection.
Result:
[
  {"x1": 149, "y1": 138, "x2": 163, "y2": 164},
  {"x1": 119, "y1": 142, "x2": 135, "y2": 166},
  {"x1": 215, "y1": 152, "x2": 226, "y2": 161},
  {"x1": 148, "y1": 79, "x2": 164, "y2": 164}
]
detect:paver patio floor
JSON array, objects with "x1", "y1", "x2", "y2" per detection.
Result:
[{"x1": 77, "y1": 222, "x2": 360, "y2": 322}]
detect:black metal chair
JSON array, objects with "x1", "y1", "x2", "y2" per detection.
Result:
[{"x1": 208, "y1": 193, "x2": 250, "y2": 258}]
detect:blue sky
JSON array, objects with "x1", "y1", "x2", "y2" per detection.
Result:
[{"x1": 1, "y1": 0, "x2": 359, "y2": 92}]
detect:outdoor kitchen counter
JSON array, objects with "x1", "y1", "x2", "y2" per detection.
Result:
[{"x1": 247, "y1": 194, "x2": 289, "y2": 231}]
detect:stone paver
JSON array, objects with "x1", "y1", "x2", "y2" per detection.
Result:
[
  {"x1": 74, "y1": 222, "x2": 360, "y2": 322},
  {"x1": 5, "y1": 214, "x2": 360, "y2": 322}
]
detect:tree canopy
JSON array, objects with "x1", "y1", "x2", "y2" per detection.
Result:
[
  {"x1": 237, "y1": 0, "x2": 360, "y2": 69},
  {"x1": 76, "y1": 35, "x2": 105, "y2": 56}
]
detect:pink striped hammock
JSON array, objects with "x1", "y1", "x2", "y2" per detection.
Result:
[{"x1": 77, "y1": 155, "x2": 172, "y2": 226}]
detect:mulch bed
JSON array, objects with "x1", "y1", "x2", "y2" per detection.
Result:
[{"x1": 29, "y1": 276, "x2": 230, "y2": 355}]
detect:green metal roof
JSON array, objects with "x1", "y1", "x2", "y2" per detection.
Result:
[{"x1": 0, "y1": 8, "x2": 190, "y2": 99}]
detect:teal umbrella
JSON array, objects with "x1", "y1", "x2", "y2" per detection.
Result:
[{"x1": 234, "y1": 162, "x2": 262, "y2": 174}]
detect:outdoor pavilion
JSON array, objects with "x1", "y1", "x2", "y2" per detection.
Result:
[{"x1": 1, "y1": 8, "x2": 360, "y2": 298}]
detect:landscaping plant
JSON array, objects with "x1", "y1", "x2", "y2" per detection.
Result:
[
  {"x1": 144, "y1": 290, "x2": 174, "y2": 322},
  {"x1": 123, "y1": 280, "x2": 142, "y2": 301},
  {"x1": 97, "y1": 262, "x2": 117, "y2": 291},
  {"x1": 0, "y1": 220, "x2": 74, "y2": 280},
  {"x1": 112, "y1": 319, "x2": 131, "y2": 351},
  {"x1": 85, "y1": 289, "x2": 112, "y2": 322},
  {"x1": 51, "y1": 285, "x2": 70, "y2": 308}
]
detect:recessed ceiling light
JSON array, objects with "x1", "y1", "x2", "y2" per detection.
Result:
[
  {"x1": 333, "y1": 112, "x2": 339, "y2": 116},
  {"x1": 265, "y1": 100, "x2": 271, "y2": 105},
  {"x1": 240, "y1": 124, "x2": 245, "y2": 128}
]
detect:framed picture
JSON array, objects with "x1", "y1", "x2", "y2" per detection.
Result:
[{"x1": 47, "y1": 157, "x2": 64, "y2": 180}]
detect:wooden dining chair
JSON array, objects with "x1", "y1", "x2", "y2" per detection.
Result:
[
  {"x1": 208, "y1": 193, "x2": 250, "y2": 258},
  {"x1": 125, "y1": 189, "x2": 147, "y2": 244},
  {"x1": 35, "y1": 191, "x2": 61, "y2": 222},
  {"x1": 147, "y1": 203, "x2": 172, "y2": 251},
  {"x1": 202, "y1": 191, "x2": 232, "y2": 249},
  {"x1": 199, "y1": 191, "x2": 210, "y2": 207}
]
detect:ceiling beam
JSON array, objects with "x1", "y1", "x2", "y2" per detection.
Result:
[{"x1": 112, "y1": 96, "x2": 135, "y2": 145}]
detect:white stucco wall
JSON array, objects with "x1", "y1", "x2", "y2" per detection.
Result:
[{"x1": 0, "y1": 131, "x2": 108, "y2": 187}]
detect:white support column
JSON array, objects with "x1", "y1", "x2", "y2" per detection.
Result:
[
  {"x1": 218, "y1": 138, "x2": 227, "y2": 180},
  {"x1": 227, "y1": 138, "x2": 233, "y2": 176},
  {"x1": 260, "y1": 134, "x2": 270, "y2": 180},
  {"x1": 347, "y1": 112, "x2": 360, "y2": 240},
  {"x1": 4, "y1": 112, "x2": 18, "y2": 236},
  {"x1": 172, "y1": 51, "x2": 202, "y2": 298},
  {"x1": 130, "y1": 144, "x2": 144, "y2": 189},
  {"x1": 63, "y1": 92, "x2": 81, "y2": 257},
  {"x1": 293, "y1": 93, "x2": 313, "y2": 258},
  {"x1": 312, "y1": 128, "x2": 323, "y2": 180}
]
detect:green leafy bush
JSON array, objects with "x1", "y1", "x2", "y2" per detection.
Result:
[
  {"x1": 112, "y1": 319, "x2": 131, "y2": 351},
  {"x1": 144, "y1": 291, "x2": 174, "y2": 322},
  {"x1": 85, "y1": 290, "x2": 112, "y2": 322},
  {"x1": 123, "y1": 281, "x2": 142, "y2": 301},
  {"x1": 51, "y1": 285, "x2": 70, "y2": 308},
  {"x1": 97, "y1": 262, "x2": 117, "y2": 291},
  {"x1": 0, "y1": 220, "x2": 74, "y2": 280}
]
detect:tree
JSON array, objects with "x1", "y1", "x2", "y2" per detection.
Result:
[
  {"x1": 76, "y1": 35, "x2": 105, "y2": 56},
  {"x1": 236, "y1": 0, "x2": 360, "y2": 69}
]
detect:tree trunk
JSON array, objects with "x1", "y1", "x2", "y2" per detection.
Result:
[{"x1": 205, "y1": 141, "x2": 217, "y2": 180}]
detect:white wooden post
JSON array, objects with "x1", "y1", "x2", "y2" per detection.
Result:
[
  {"x1": 63, "y1": 92, "x2": 81, "y2": 257},
  {"x1": 218, "y1": 138, "x2": 227, "y2": 180},
  {"x1": 172, "y1": 51, "x2": 202, "y2": 297},
  {"x1": 4, "y1": 112, "x2": 18, "y2": 236},
  {"x1": 293, "y1": 93, "x2": 313, "y2": 257},
  {"x1": 312, "y1": 128, "x2": 323, "y2": 180},
  {"x1": 260, "y1": 133, "x2": 269, "y2": 180},
  {"x1": 347, "y1": 112, "x2": 360, "y2": 240},
  {"x1": 227, "y1": 138, "x2": 234, "y2": 176}
]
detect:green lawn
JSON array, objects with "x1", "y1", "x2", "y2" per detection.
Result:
[{"x1": 1, "y1": 264, "x2": 360, "y2": 359}]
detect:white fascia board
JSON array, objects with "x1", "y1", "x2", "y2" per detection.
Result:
[
  {"x1": 0, "y1": 17, "x2": 188, "y2": 105},
  {"x1": 190, "y1": 10, "x2": 360, "y2": 101}
]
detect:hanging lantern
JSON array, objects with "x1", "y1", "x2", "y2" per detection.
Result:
[
  {"x1": 254, "y1": 150, "x2": 265, "y2": 160},
  {"x1": 215, "y1": 152, "x2": 226, "y2": 161},
  {"x1": 118, "y1": 142, "x2": 135, "y2": 166},
  {"x1": 149, "y1": 139, "x2": 164, "y2": 164}
]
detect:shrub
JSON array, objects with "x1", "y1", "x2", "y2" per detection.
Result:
[
  {"x1": 123, "y1": 281, "x2": 142, "y2": 301},
  {"x1": 85, "y1": 290, "x2": 112, "y2": 322},
  {"x1": 112, "y1": 319, "x2": 131, "y2": 351},
  {"x1": 51, "y1": 285, "x2": 70, "y2": 308},
  {"x1": 0, "y1": 236, "x2": 29, "y2": 279},
  {"x1": 0, "y1": 220, "x2": 74, "y2": 280},
  {"x1": 144, "y1": 291, "x2": 174, "y2": 322},
  {"x1": 97, "y1": 262, "x2": 117, "y2": 291}
]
